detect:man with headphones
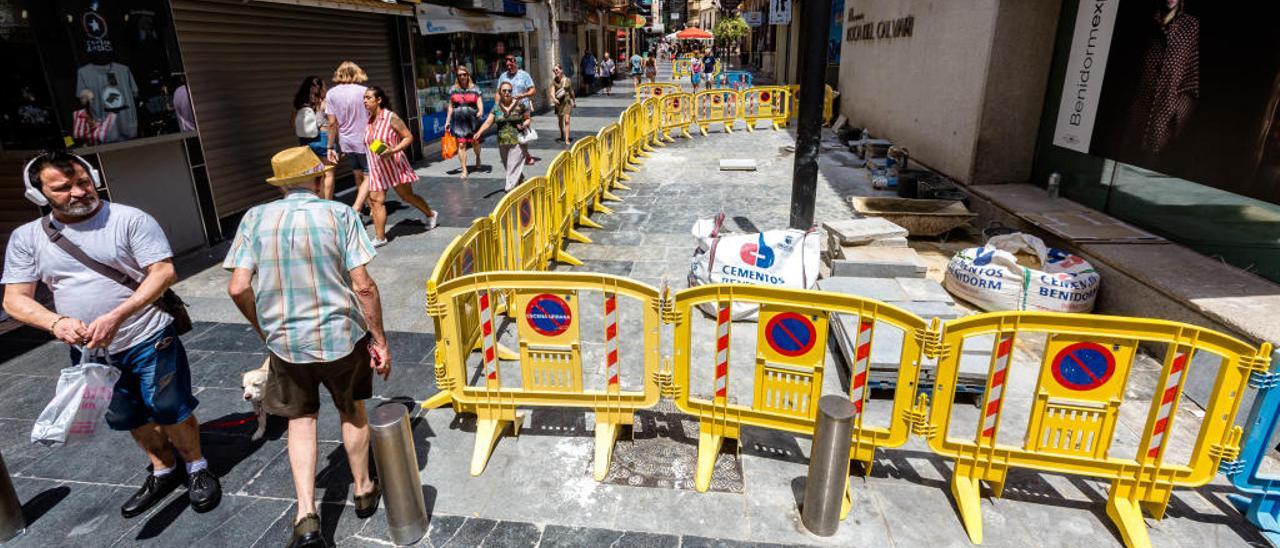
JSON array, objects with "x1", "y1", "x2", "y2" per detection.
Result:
[{"x1": 1, "y1": 151, "x2": 222, "y2": 517}]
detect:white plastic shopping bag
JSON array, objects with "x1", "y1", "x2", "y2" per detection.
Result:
[
  {"x1": 30, "y1": 350, "x2": 120, "y2": 447},
  {"x1": 687, "y1": 214, "x2": 821, "y2": 321},
  {"x1": 944, "y1": 232, "x2": 1101, "y2": 313}
]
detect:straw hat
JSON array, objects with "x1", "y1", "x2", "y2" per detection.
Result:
[{"x1": 266, "y1": 146, "x2": 333, "y2": 186}]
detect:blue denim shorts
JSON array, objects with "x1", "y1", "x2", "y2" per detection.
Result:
[{"x1": 70, "y1": 324, "x2": 199, "y2": 431}]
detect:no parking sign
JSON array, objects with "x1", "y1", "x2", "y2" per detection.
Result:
[
  {"x1": 1038, "y1": 335, "x2": 1135, "y2": 400},
  {"x1": 756, "y1": 305, "x2": 828, "y2": 368},
  {"x1": 516, "y1": 290, "x2": 579, "y2": 345}
]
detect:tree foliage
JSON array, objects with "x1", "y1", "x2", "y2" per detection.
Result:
[{"x1": 714, "y1": 16, "x2": 750, "y2": 43}]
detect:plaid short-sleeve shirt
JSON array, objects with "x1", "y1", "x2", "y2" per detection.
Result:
[{"x1": 223, "y1": 190, "x2": 376, "y2": 363}]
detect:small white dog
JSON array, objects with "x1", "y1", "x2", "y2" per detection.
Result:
[{"x1": 240, "y1": 358, "x2": 271, "y2": 441}]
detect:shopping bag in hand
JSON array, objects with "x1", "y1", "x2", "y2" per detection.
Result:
[
  {"x1": 30, "y1": 350, "x2": 120, "y2": 447},
  {"x1": 441, "y1": 132, "x2": 458, "y2": 160}
]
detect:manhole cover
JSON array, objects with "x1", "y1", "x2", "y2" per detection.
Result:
[{"x1": 601, "y1": 401, "x2": 745, "y2": 493}]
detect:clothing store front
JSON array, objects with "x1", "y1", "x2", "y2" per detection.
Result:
[
  {"x1": 0, "y1": 0, "x2": 211, "y2": 253},
  {"x1": 1032, "y1": 0, "x2": 1280, "y2": 283},
  {"x1": 413, "y1": 2, "x2": 535, "y2": 152}
]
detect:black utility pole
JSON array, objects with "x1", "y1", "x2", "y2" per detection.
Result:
[{"x1": 788, "y1": 0, "x2": 832, "y2": 230}]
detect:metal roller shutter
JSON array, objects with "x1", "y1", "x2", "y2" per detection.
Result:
[{"x1": 171, "y1": 0, "x2": 405, "y2": 220}]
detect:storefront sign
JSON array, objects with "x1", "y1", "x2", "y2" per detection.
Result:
[
  {"x1": 844, "y1": 13, "x2": 914, "y2": 42},
  {"x1": 416, "y1": 4, "x2": 534, "y2": 35},
  {"x1": 743, "y1": 11, "x2": 763, "y2": 27},
  {"x1": 1050, "y1": 0, "x2": 1119, "y2": 153},
  {"x1": 768, "y1": 0, "x2": 791, "y2": 25}
]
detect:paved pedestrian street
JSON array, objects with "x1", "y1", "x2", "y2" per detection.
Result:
[{"x1": 0, "y1": 65, "x2": 1267, "y2": 548}]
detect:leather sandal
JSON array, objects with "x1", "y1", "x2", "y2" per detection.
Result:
[
  {"x1": 288, "y1": 513, "x2": 325, "y2": 548},
  {"x1": 354, "y1": 480, "x2": 381, "y2": 519}
]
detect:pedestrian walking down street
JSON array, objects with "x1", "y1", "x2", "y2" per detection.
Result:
[
  {"x1": 580, "y1": 52, "x2": 596, "y2": 95},
  {"x1": 644, "y1": 56, "x2": 658, "y2": 84},
  {"x1": 363, "y1": 86, "x2": 437, "y2": 247},
  {"x1": 702, "y1": 50, "x2": 718, "y2": 91},
  {"x1": 3, "y1": 151, "x2": 221, "y2": 519},
  {"x1": 630, "y1": 51, "x2": 644, "y2": 87},
  {"x1": 497, "y1": 54, "x2": 537, "y2": 166},
  {"x1": 600, "y1": 53, "x2": 616, "y2": 96},
  {"x1": 477, "y1": 81, "x2": 532, "y2": 192},
  {"x1": 293, "y1": 76, "x2": 338, "y2": 199},
  {"x1": 225, "y1": 146, "x2": 391, "y2": 548},
  {"x1": 327, "y1": 61, "x2": 371, "y2": 213},
  {"x1": 550, "y1": 64, "x2": 575, "y2": 146},
  {"x1": 690, "y1": 57, "x2": 703, "y2": 92},
  {"x1": 445, "y1": 67, "x2": 484, "y2": 181}
]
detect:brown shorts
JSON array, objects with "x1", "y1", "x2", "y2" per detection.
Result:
[{"x1": 264, "y1": 336, "x2": 372, "y2": 418}]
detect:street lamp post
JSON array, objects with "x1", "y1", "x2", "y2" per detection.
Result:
[{"x1": 788, "y1": 0, "x2": 832, "y2": 230}]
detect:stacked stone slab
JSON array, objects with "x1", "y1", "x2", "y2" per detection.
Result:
[{"x1": 822, "y1": 218, "x2": 925, "y2": 278}]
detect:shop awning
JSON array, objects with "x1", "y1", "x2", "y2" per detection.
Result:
[
  {"x1": 415, "y1": 3, "x2": 535, "y2": 35},
  {"x1": 675, "y1": 27, "x2": 713, "y2": 40},
  {"x1": 255, "y1": 0, "x2": 414, "y2": 16}
]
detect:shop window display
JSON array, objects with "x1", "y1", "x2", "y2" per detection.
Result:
[{"x1": 415, "y1": 32, "x2": 523, "y2": 145}]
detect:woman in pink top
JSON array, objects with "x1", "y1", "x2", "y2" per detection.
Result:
[{"x1": 363, "y1": 86, "x2": 437, "y2": 246}]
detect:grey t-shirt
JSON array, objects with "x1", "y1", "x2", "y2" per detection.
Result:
[{"x1": 2, "y1": 202, "x2": 173, "y2": 353}]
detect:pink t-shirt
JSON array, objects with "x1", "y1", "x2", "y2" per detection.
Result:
[{"x1": 326, "y1": 83, "x2": 368, "y2": 154}]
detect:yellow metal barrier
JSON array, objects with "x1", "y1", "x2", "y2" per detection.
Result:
[
  {"x1": 672, "y1": 58, "x2": 693, "y2": 80},
  {"x1": 430, "y1": 272, "x2": 664, "y2": 479},
  {"x1": 570, "y1": 135, "x2": 619, "y2": 228},
  {"x1": 596, "y1": 123, "x2": 631, "y2": 191},
  {"x1": 919, "y1": 312, "x2": 1272, "y2": 548},
  {"x1": 693, "y1": 90, "x2": 741, "y2": 136},
  {"x1": 620, "y1": 105, "x2": 644, "y2": 172},
  {"x1": 669, "y1": 283, "x2": 927, "y2": 516},
  {"x1": 659, "y1": 93, "x2": 695, "y2": 140},
  {"x1": 636, "y1": 83, "x2": 683, "y2": 102},
  {"x1": 641, "y1": 97, "x2": 663, "y2": 152},
  {"x1": 742, "y1": 86, "x2": 793, "y2": 131},
  {"x1": 490, "y1": 176, "x2": 553, "y2": 272},
  {"x1": 544, "y1": 154, "x2": 587, "y2": 265}
]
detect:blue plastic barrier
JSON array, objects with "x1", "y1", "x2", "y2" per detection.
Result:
[
  {"x1": 715, "y1": 71, "x2": 753, "y2": 91},
  {"x1": 1225, "y1": 361, "x2": 1280, "y2": 546}
]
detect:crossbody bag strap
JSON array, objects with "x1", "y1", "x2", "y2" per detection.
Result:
[{"x1": 42, "y1": 217, "x2": 140, "y2": 291}]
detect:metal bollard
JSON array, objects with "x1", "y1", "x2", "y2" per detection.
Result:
[
  {"x1": 369, "y1": 404, "x2": 428, "y2": 546},
  {"x1": 801, "y1": 395, "x2": 855, "y2": 537},
  {"x1": 0, "y1": 451, "x2": 25, "y2": 544}
]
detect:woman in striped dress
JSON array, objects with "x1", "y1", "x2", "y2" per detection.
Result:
[{"x1": 363, "y1": 86, "x2": 437, "y2": 247}]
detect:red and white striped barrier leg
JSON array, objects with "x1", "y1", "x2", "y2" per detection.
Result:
[
  {"x1": 1146, "y1": 348, "x2": 1190, "y2": 460},
  {"x1": 604, "y1": 292, "x2": 620, "y2": 392},
  {"x1": 479, "y1": 291, "x2": 498, "y2": 388},
  {"x1": 980, "y1": 333, "x2": 1015, "y2": 441},
  {"x1": 714, "y1": 303, "x2": 731, "y2": 402},
  {"x1": 849, "y1": 318, "x2": 874, "y2": 418}
]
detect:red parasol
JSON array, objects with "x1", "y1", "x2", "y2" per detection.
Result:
[{"x1": 675, "y1": 27, "x2": 714, "y2": 40}]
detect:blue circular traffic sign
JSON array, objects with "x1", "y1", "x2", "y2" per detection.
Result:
[
  {"x1": 519, "y1": 198, "x2": 532, "y2": 228},
  {"x1": 765, "y1": 312, "x2": 816, "y2": 357},
  {"x1": 1051, "y1": 342, "x2": 1115, "y2": 391},
  {"x1": 526, "y1": 294, "x2": 571, "y2": 337}
]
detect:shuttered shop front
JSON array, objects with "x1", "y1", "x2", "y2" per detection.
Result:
[{"x1": 171, "y1": 0, "x2": 408, "y2": 224}]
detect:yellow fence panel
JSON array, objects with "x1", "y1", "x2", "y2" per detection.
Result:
[
  {"x1": 669, "y1": 284, "x2": 927, "y2": 515},
  {"x1": 742, "y1": 86, "x2": 793, "y2": 131},
  {"x1": 490, "y1": 176, "x2": 553, "y2": 273},
  {"x1": 597, "y1": 123, "x2": 632, "y2": 191},
  {"x1": 430, "y1": 272, "x2": 664, "y2": 480},
  {"x1": 693, "y1": 90, "x2": 741, "y2": 136},
  {"x1": 919, "y1": 312, "x2": 1271, "y2": 548},
  {"x1": 636, "y1": 82, "x2": 683, "y2": 101},
  {"x1": 672, "y1": 58, "x2": 693, "y2": 80},
  {"x1": 641, "y1": 97, "x2": 663, "y2": 152},
  {"x1": 660, "y1": 93, "x2": 696, "y2": 140}
]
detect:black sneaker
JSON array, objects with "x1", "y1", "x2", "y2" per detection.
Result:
[
  {"x1": 187, "y1": 468, "x2": 222, "y2": 513},
  {"x1": 121, "y1": 471, "x2": 184, "y2": 518}
]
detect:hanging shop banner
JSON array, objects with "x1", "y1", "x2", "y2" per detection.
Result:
[
  {"x1": 416, "y1": 4, "x2": 535, "y2": 35},
  {"x1": 768, "y1": 0, "x2": 792, "y2": 25},
  {"x1": 1051, "y1": 0, "x2": 1280, "y2": 204}
]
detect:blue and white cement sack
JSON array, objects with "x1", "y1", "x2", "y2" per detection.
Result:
[
  {"x1": 688, "y1": 214, "x2": 821, "y2": 321},
  {"x1": 944, "y1": 233, "x2": 1100, "y2": 313}
]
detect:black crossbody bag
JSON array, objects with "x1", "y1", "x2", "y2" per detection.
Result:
[{"x1": 42, "y1": 217, "x2": 193, "y2": 335}]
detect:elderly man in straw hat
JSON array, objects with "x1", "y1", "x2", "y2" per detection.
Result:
[{"x1": 224, "y1": 147, "x2": 391, "y2": 548}]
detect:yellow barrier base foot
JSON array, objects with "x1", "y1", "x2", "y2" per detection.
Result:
[
  {"x1": 744, "y1": 123, "x2": 755, "y2": 133},
  {"x1": 652, "y1": 139, "x2": 667, "y2": 148},
  {"x1": 601, "y1": 190, "x2": 623, "y2": 202},
  {"x1": 471, "y1": 338, "x2": 518, "y2": 361},
  {"x1": 420, "y1": 390, "x2": 452, "y2": 410},
  {"x1": 694, "y1": 431, "x2": 724, "y2": 493},
  {"x1": 624, "y1": 162, "x2": 640, "y2": 172},
  {"x1": 840, "y1": 481, "x2": 853, "y2": 520},
  {"x1": 951, "y1": 474, "x2": 984, "y2": 544},
  {"x1": 567, "y1": 229, "x2": 592, "y2": 244},
  {"x1": 593, "y1": 202, "x2": 615, "y2": 216},
  {"x1": 578, "y1": 213, "x2": 604, "y2": 230},
  {"x1": 681, "y1": 129, "x2": 693, "y2": 139},
  {"x1": 593, "y1": 419, "x2": 624, "y2": 481},
  {"x1": 699, "y1": 127, "x2": 709, "y2": 137},
  {"x1": 470, "y1": 414, "x2": 520, "y2": 476},
  {"x1": 555, "y1": 248, "x2": 583, "y2": 266},
  {"x1": 612, "y1": 180, "x2": 632, "y2": 191},
  {"x1": 1107, "y1": 495, "x2": 1152, "y2": 548},
  {"x1": 772, "y1": 122, "x2": 781, "y2": 131},
  {"x1": 725, "y1": 124, "x2": 734, "y2": 134}
]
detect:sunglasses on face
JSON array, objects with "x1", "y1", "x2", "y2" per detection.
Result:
[{"x1": 500, "y1": 89, "x2": 512, "y2": 94}]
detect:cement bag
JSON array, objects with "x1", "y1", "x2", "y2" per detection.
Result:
[
  {"x1": 688, "y1": 213, "x2": 821, "y2": 321},
  {"x1": 31, "y1": 351, "x2": 120, "y2": 447},
  {"x1": 944, "y1": 232, "x2": 1100, "y2": 313}
]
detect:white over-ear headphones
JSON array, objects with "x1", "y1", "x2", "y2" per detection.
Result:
[{"x1": 22, "y1": 152, "x2": 103, "y2": 206}]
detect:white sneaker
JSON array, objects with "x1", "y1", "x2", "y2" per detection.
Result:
[
  {"x1": 426, "y1": 212, "x2": 439, "y2": 230},
  {"x1": 371, "y1": 238, "x2": 388, "y2": 248}
]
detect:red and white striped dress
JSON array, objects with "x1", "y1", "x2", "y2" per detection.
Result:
[{"x1": 364, "y1": 108, "x2": 417, "y2": 192}]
